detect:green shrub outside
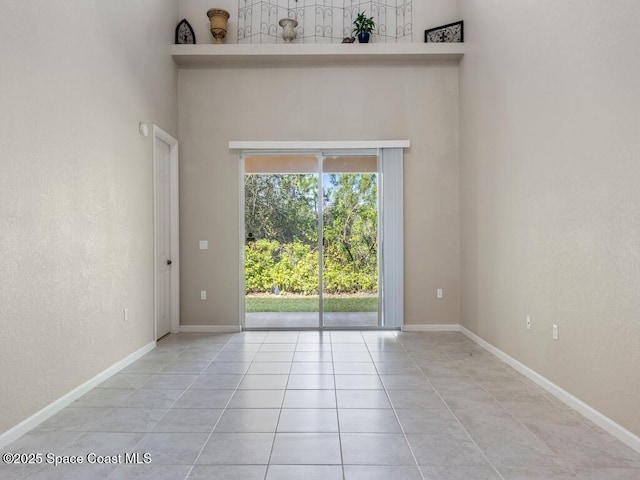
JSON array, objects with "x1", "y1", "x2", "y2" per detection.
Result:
[{"x1": 245, "y1": 239, "x2": 377, "y2": 295}]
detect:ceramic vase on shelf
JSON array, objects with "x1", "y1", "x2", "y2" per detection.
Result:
[
  {"x1": 207, "y1": 8, "x2": 230, "y2": 44},
  {"x1": 279, "y1": 18, "x2": 298, "y2": 43},
  {"x1": 358, "y1": 32, "x2": 370, "y2": 43}
]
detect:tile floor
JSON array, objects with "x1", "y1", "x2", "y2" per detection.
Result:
[
  {"x1": 244, "y1": 312, "x2": 378, "y2": 328},
  {"x1": 2, "y1": 331, "x2": 639, "y2": 480}
]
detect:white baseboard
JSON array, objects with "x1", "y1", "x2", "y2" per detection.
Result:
[
  {"x1": 459, "y1": 325, "x2": 640, "y2": 454},
  {"x1": 180, "y1": 325, "x2": 241, "y2": 333},
  {"x1": 402, "y1": 324, "x2": 461, "y2": 332},
  {"x1": 0, "y1": 340, "x2": 156, "y2": 450}
]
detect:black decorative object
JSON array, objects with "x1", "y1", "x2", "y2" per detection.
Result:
[
  {"x1": 358, "y1": 32, "x2": 370, "y2": 44},
  {"x1": 424, "y1": 21, "x2": 463, "y2": 43},
  {"x1": 175, "y1": 19, "x2": 196, "y2": 44}
]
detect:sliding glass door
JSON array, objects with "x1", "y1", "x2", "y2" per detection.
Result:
[
  {"x1": 244, "y1": 155, "x2": 320, "y2": 328},
  {"x1": 243, "y1": 153, "x2": 381, "y2": 329},
  {"x1": 322, "y1": 156, "x2": 379, "y2": 327}
]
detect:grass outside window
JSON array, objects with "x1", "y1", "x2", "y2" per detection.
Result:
[{"x1": 245, "y1": 296, "x2": 377, "y2": 313}]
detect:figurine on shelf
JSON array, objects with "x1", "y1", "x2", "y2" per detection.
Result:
[
  {"x1": 342, "y1": 37, "x2": 356, "y2": 43},
  {"x1": 279, "y1": 18, "x2": 298, "y2": 43}
]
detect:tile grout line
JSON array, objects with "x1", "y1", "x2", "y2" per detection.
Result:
[
  {"x1": 99, "y1": 335, "x2": 231, "y2": 480},
  {"x1": 264, "y1": 331, "x2": 299, "y2": 479},
  {"x1": 449, "y1": 340, "x2": 588, "y2": 472},
  {"x1": 188, "y1": 333, "x2": 260, "y2": 474},
  {"x1": 58, "y1": 340, "x2": 203, "y2": 480},
  {"x1": 146, "y1": 340, "x2": 228, "y2": 440},
  {"x1": 333, "y1": 331, "x2": 347, "y2": 480},
  {"x1": 372, "y1": 334, "x2": 427, "y2": 480},
  {"x1": 443, "y1": 347, "x2": 584, "y2": 478},
  {"x1": 411, "y1": 339, "x2": 506, "y2": 480}
]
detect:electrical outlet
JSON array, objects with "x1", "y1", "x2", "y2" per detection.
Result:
[
  {"x1": 201, "y1": 290, "x2": 207, "y2": 301},
  {"x1": 526, "y1": 316, "x2": 531, "y2": 331},
  {"x1": 123, "y1": 308, "x2": 129, "y2": 322},
  {"x1": 199, "y1": 240, "x2": 208, "y2": 250},
  {"x1": 437, "y1": 288, "x2": 443, "y2": 299},
  {"x1": 552, "y1": 324, "x2": 559, "y2": 340}
]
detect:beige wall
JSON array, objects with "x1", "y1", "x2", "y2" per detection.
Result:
[
  {"x1": 0, "y1": 0, "x2": 178, "y2": 434},
  {"x1": 178, "y1": 64, "x2": 460, "y2": 327},
  {"x1": 458, "y1": 0, "x2": 640, "y2": 436}
]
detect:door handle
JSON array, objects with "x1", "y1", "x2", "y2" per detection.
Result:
[{"x1": 167, "y1": 260, "x2": 172, "y2": 265}]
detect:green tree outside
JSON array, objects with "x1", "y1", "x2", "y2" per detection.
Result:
[{"x1": 244, "y1": 172, "x2": 378, "y2": 295}]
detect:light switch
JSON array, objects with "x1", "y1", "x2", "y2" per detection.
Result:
[{"x1": 199, "y1": 240, "x2": 208, "y2": 250}]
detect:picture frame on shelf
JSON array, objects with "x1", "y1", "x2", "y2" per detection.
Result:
[
  {"x1": 175, "y1": 19, "x2": 196, "y2": 44},
  {"x1": 424, "y1": 21, "x2": 463, "y2": 43}
]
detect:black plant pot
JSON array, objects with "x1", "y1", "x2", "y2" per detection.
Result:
[{"x1": 357, "y1": 32, "x2": 370, "y2": 43}]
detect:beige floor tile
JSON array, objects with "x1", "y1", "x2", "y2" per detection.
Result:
[{"x1": 5, "y1": 331, "x2": 638, "y2": 479}]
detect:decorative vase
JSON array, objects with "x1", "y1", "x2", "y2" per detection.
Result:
[
  {"x1": 357, "y1": 32, "x2": 370, "y2": 43},
  {"x1": 207, "y1": 8, "x2": 230, "y2": 44},
  {"x1": 279, "y1": 18, "x2": 298, "y2": 43}
]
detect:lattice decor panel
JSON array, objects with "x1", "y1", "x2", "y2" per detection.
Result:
[{"x1": 237, "y1": 0, "x2": 412, "y2": 44}]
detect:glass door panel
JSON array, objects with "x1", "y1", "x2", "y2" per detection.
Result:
[
  {"x1": 244, "y1": 155, "x2": 320, "y2": 328},
  {"x1": 321, "y1": 156, "x2": 380, "y2": 328}
]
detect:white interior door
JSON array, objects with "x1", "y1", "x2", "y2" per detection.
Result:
[{"x1": 155, "y1": 138, "x2": 172, "y2": 339}]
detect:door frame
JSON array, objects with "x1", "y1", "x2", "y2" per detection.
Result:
[
  {"x1": 238, "y1": 145, "x2": 404, "y2": 330},
  {"x1": 153, "y1": 125, "x2": 180, "y2": 338}
]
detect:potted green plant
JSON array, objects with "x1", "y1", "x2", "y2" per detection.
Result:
[{"x1": 352, "y1": 12, "x2": 375, "y2": 43}]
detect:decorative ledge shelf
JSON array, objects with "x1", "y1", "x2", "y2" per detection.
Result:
[{"x1": 171, "y1": 43, "x2": 464, "y2": 67}]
